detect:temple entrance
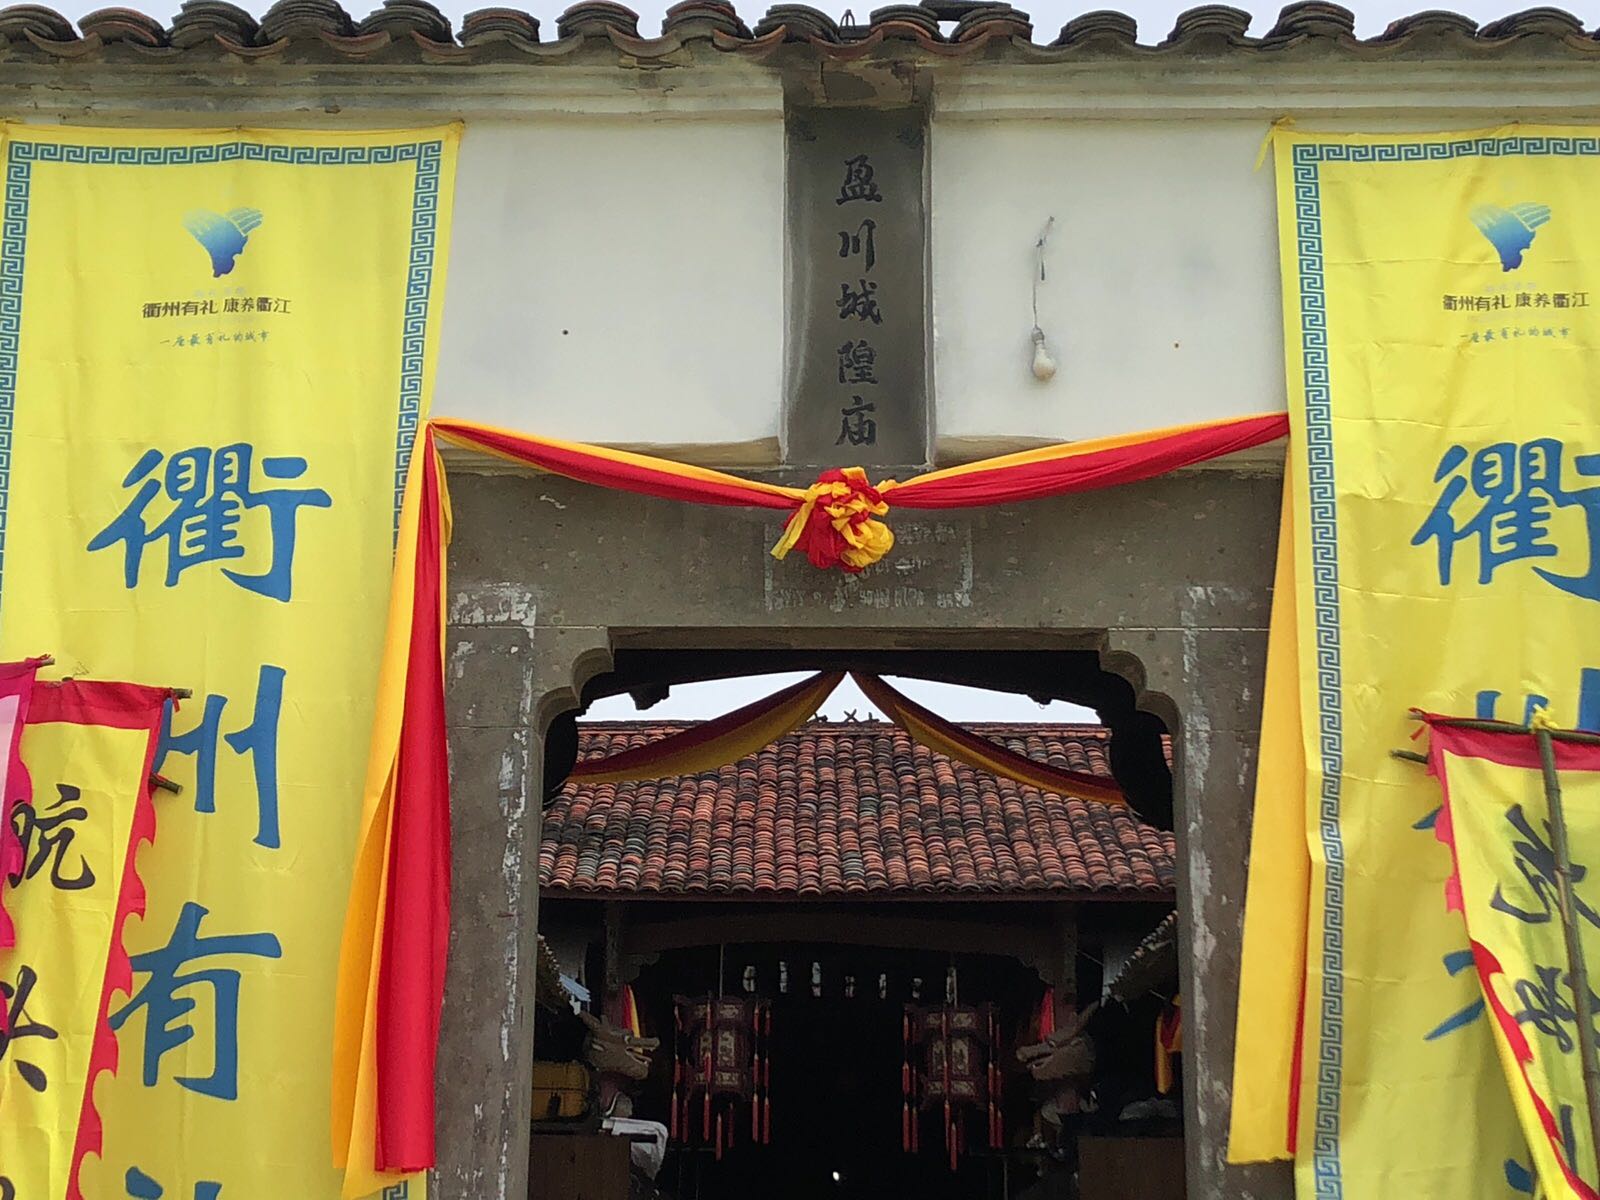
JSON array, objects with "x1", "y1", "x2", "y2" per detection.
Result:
[
  {"x1": 641, "y1": 943, "x2": 1027, "y2": 1200},
  {"x1": 529, "y1": 654, "x2": 1186, "y2": 1200}
]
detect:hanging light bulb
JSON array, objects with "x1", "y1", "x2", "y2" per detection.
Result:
[
  {"x1": 1030, "y1": 326, "x2": 1057, "y2": 381},
  {"x1": 1029, "y1": 217, "x2": 1058, "y2": 383}
]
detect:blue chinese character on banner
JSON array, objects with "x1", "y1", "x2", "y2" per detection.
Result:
[
  {"x1": 1502, "y1": 1107, "x2": 1577, "y2": 1195},
  {"x1": 1504, "y1": 1158, "x2": 1535, "y2": 1194},
  {"x1": 87, "y1": 444, "x2": 330, "y2": 602},
  {"x1": 155, "y1": 665, "x2": 284, "y2": 849},
  {"x1": 1422, "y1": 948, "x2": 1487, "y2": 1040},
  {"x1": 1491, "y1": 804, "x2": 1600, "y2": 930},
  {"x1": 1413, "y1": 438, "x2": 1600, "y2": 601},
  {"x1": 126, "y1": 1167, "x2": 221, "y2": 1200},
  {"x1": 110, "y1": 902, "x2": 281, "y2": 1101}
]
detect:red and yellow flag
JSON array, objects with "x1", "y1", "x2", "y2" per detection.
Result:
[
  {"x1": 0, "y1": 679, "x2": 170, "y2": 1200},
  {"x1": 0, "y1": 657, "x2": 46, "y2": 949},
  {"x1": 1428, "y1": 718, "x2": 1600, "y2": 1200}
]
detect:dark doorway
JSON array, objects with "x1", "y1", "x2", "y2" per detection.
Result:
[{"x1": 643, "y1": 942, "x2": 1032, "y2": 1200}]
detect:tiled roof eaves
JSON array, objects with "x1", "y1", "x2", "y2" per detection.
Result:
[
  {"x1": 540, "y1": 885, "x2": 1177, "y2": 900},
  {"x1": 4, "y1": 1, "x2": 1599, "y2": 67},
  {"x1": 541, "y1": 720, "x2": 1178, "y2": 900}
]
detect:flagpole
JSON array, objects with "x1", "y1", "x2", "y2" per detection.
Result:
[{"x1": 1533, "y1": 720, "x2": 1600, "y2": 1176}]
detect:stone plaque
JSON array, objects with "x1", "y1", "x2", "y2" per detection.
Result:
[{"x1": 785, "y1": 108, "x2": 928, "y2": 466}]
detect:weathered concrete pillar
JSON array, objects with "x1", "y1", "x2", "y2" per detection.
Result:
[
  {"x1": 432, "y1": 580, "x2": 610, "y2": 1200},
  {"x1": 1110, "y1": 599, "x2": 1292, "y2": 1200}
]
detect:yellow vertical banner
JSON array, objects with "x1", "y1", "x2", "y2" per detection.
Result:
[
  {"x1": 0, "y1": 124, "x2": 457, "y2": 1199},
  {"x1": 1271, "y1": 126, "x2": 1600, "y2": 1198}
]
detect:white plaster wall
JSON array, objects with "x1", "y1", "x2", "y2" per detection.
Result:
[
  {"x1": 433, "y1": 115, "x2": 786, "y2": 459},
  {"x1": 930, "y1": 118, "x2": 1284, "y2": 455}
]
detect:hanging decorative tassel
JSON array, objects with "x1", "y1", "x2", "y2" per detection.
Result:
[
  {"x1": 993, "y1": 1009, "x2": 1005, "y2": 1150},
  {"x1": 763, "y1": 1002, "x2": 773, "y2": 1143},
  {"x1": 715, "y1": 1110, "x2": 724, "y2": 1162},
  {"x1": 987, "y1": 1007, "x2": 1000, "y2": 1150},
  {"x1": 703, "y1": 997, "x2": 714, "y2": 1142},
  {"x1": 940, "y1": 1008, "x2": 952, "y2": 1096},
  {"x1": 671, "y1": 1016, "x2": 682, "y2": 1142},
  {"x1": 752, "y1": 1001, "x2": 762, "y2": 1141},
  {"x1": 901, "y1": 1009, "x2": 912, "y2": 1153}
]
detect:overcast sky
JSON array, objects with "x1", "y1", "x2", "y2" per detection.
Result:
[
  {"x1": 42, "y1": 0, "x2": 1582, "y2": 39},
  {"x1": 583, "y1": 672, "x2": 1100, "y2": 722}
]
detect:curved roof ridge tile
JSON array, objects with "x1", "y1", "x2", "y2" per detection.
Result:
[{"x1": 1, "y1": 1, "x2": 1597, "y2": 59}]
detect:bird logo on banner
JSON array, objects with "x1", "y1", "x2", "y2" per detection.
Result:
[
  {"x1": 182, "y1": 207, "x2": 264, "y2": 277},
  {"x1": 1470, "y1": 202, "x2": 1551, "y2": 272}
]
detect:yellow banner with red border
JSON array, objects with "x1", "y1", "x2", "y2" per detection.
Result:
[
  {"x1": 1429, "y1": 718, "x2": 1600, "y2": 1200},
  {"x1": 0, "y1": 681, "x2": 170, "y2": 1200}
]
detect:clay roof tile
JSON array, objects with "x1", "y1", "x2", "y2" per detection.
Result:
[{"x1": 541, "y1": 719, "x2": 1176, "y2": 900}]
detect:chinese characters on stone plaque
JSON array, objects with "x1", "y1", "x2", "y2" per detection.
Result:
[{"x1": 786, "y1": 110, "x2": 927, "y2": 465}]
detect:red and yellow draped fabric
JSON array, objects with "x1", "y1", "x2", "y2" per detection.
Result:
[
  {"x1": 1426, "y1": 717, "x2": 1600, "y2": 1200},
  {"x1": 1227, "y1": 478, "x2": 1309, "y2": 1162},
  {"x1": 334, "y1": 410, "x2": 1286, "y2": 1184},
  {"x1": 0, "y1": 679, "x2": 171, "y2": 1200},
  {"x1": 1037, "y1": 987, "x2": 1057, "y2": 1041},
  {"x1": 851, "y1": 673, "x2": 1126, "y2": 807},
  {"x1": 332, "y1": 427, "x2": 450, "y2": 1196},
  {"x1": 433, "y1": 414, "x2": 1287, "y2": 574},
  {"x1": 1156, "y1": 996, "x2": 1183, "y2": 1096},
  {"x1": 567, "y1": 672, "x2": 844, "y2": 784},
  {"x1": 565, "y1": 669, "x2": 1128, "y2": 807},
  {"x1": 0, "y1": 657, "x2": 46, "y2": 949},
  {"x1": 610, "y1": 984, "x2": 643, "y2": 1041}
]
